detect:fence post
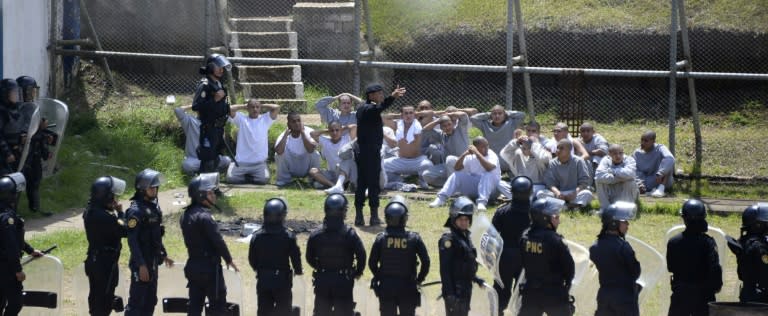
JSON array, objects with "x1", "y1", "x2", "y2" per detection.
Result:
[
  {"x1": 79, "y1": 0, "x2": 115, "y2": 88},
  {"x1": 505, "y1": 0, "x2": 514, "y2": 111},
  {"x1": 678, "y1": 0, "x2": 702, "y2": 184},
  {"x1": 513, "y1": 0, "x2": 534, "y2": 118},
  {"x1": 667, "y1": 0, "x2": 679, "y2": 156},
  {"x1": 353, "y1": 0, "x2": 361, "y2": 96}
]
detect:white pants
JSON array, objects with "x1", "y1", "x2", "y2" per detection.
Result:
[
  {"x1": 422, "y1": 155, "x2": 459, "y2": 187},
  {"x1": 498, "y1": 182, "x2": 546, "y2": 201},
  {"x1": 537, "y1": 188, "x2": 593, "y2": 206},
  {"x1": 596, "y1": 180, "x2": 638, "y2": 209},
  {"x1": 383, "y1": 155, "x2": 433, "y2": 182},
  {"x1": 338, "y1": 156, "x2": 387, "y2": 190},
  {"x1": 275, "y1": 151, "x2": 321, "y2": 185},
  {"x1": 226, "y1": 161, "x2": 269, "y2": 184},
  {"x1": 437, "y1": 170, "x2": 501, "y2": 205},
  {"x1": 182, "y1": 156, "x2": 231, "y2": 175}
]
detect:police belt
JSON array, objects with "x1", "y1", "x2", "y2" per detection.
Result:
[
  {"x1": 188, "y1": 250, "x2": 218, "y2": 260},
  {"x1": 257, "y1": 268, "x2": 293, "y2": 277},
  {"x1": 521, "y1": 280, "x2": 567, "y2": 290},
  {"x1": 314, "y1": 268, "x2": 353, "y2": 275},
  {"x1": 88, "y1": 246, "x2": 120, "y2": 256},
  {"x1": 201, "y1": 116, "x2": 228, "y2": 130}
]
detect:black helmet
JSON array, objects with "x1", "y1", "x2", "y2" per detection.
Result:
[
  {"x1": 0, "y1": 79, "x2": 19, "y2": 104},
  {"x1": 600, "y1": 201, "x2": 637, "y2": 231},
  {"x1": 384, "y1": 195, "x2": 408, "y2": 228},
  {"x1": 135, "y1": 168, "x2": 163, "y2": 191},
  {"x1": 324, "y1": 193, "x2": 348, "y2": 218},
  {"x1": 200, "y1": 53, "x2": 232, "y2": 75},
  {"x1": 444, "y1": 196, "x2": 475, "y2": 228},
  {"x1": 15, "y1": 76, "x2": 38, "y2": 102},
  {"x1": 742, "y1": 204, "x2": 761, "y2": 230},
  {"x1": 263, "y1": 198, "x2": 288, "y2": 225},
  {"x1": 511, "y1": 176, "x2": 533, "y2": 202},
  {"x1": 187, "y1": 173, "x2": 219, "y2": 204},
  {"x1": 0, "y1": 173, "x2": 25, "y2": 205},
  {"x1": 529, "y1": 197, "x2": 565, "y2": 229},
  {"x1": 681, "y1": 199, "x2": 707, "y2": 220},
  {"x1": 91, "y1": 176, "x2": 127, "y2": 207},
  {"x1": 756, "y1": 203, "x2": 768, "y2": 224}
]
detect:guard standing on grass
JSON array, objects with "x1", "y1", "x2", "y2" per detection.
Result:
[
  {"x1": 125, "y1": 168, "x2": 174, "y2": 316},
  {"x1": 249, "y1": 197, "x2": 303, "y2": 316},
  {"x1": 589, "y1": 202, "x2": 641, "y2": 316},
  {"x1": 83, "y1": 176, "x2": 128, "y2": 316},
  {"x1": 0, "y1": 173, "x2": 43, "y2": 316},
  {"x1": 193, "y1": 54, "x2": 232, "y2": 174},
  {"x1": 491, "y1": 176, "x2": 533, "y2": 314},
  {"x1": 666, "y1": 199, "x2": 722, "y2": 316},
  {"x1": 369, "y1": 195, "x2": 430, "y2": 316},
  {"x1": 727, "y1": 203, "x2": 768, "y2": 303},
  {"x1": 181, "y1": 173, "x2": 238, "y2": 316},
  {"x1": 306, "y1": 193, "x2": 366, "y2": 316},
  {"x1": 0, "y1": 79, "x2": 25, "y2": 174},
  {"x1": 354, "y1": 83, "x2": 406, "y2": 226},
  {"x1": 518, "y1": 197, "x2": 575, "y2": 316},
  {"x1": 438, "y1": 196, "x2": 484, "y2": 316},
  {"x1": 16, "y1": 76, "x2": 53, "y2": 216}
]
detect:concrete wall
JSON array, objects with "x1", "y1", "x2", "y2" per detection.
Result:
[{"x1": 2, "y1": 0, "x2": 51, "y2": 98}]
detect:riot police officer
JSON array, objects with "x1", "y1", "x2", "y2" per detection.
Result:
[
  {"x1": 181, "y1": 173, "x2": 238, "y2": 316},
  {"x1": 0, "y1": 79, "x2": 25, "y2": 174},
  {"x1": 16, "y1": 76, "x2": 52, "y2": 216},
  {"x1": 306, "y1": 193, "x2": 366, "y2": 316},
  {"x1": 192, "y1": 54, "x2": 232, "y2": 173},
  {"x1": 518, "y1": 197, "x2": 575, "y2": 316},
  {"x1": 491, "y1": 176, "x2": 533, "y2": 314},
  {"x1": 0, "y1": 173, "x2": 43, "y2": 316},
  {"x1": 249, "y1": 197, "x2": 303, "y2": 316},
  {"x1": 83, "y1": 175, "x2": 128, "y2": 315},
  {"x1": 439, "y1": 196, "x2": 483, "y2": 316},
  {"x1": 589, "y1": 201, "x2": 641, "y2": 316},
  {"x1": 369, "y1": 195, "x2": 430, "y2": 316},
  {"x1": 728, "y1": 203, "x2": 768, "y2": 303},
  {"x1": 125, "y1": 168, "x2": 174, "y2": 315},
  {"x1": 666, "y1": 199, "x2": 722, "y2": 316}
]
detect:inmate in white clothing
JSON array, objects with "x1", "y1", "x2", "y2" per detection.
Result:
[
  {"x1": 437, "y1": 150, "x2": 501, "y2": 205},
  {"x1": 275, "y1": 127, "x2": 321, "y2": 185},
  {"x1": 595, "y1": 155, "x2": 638, "y2": 208}
]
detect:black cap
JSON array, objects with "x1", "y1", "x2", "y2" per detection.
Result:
[{"x1": 365, "y1": 83, "x2": 383, "y2": 94}]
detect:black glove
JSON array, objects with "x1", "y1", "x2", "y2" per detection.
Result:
[
  {"x1": 370, "y1": 277, "x2": 381, "y2": 296},
  {"x1": 473, "y1": 276, "x2": 486, "y2": 287}
]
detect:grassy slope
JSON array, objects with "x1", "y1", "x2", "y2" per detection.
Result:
[{"x1": 369, "y1": 0, "x2": 768, "y2": 49}]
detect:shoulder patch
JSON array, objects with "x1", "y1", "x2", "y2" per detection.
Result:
[
  {"x1": 200, "y1": 91, "x2": 206, "y2": 98},
  {"x1": 7, "y1": 217, "x2": 14, "y2": 225},
  {"x1": 762, "y1": 254, "x2": 768, "y2": 265},
  {"x1": 443, "y1": 239, "x2": 452, "y2": 249},
  {"x1": 127, "y1": 218, "x2": 138, "y2": 229}
]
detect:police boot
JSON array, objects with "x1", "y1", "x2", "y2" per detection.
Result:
[
  {"x1": 369, "y1": 208, "x2": 382, "y2": 226},
  {"x1": 355, "y1": 208, "x2": 365, "y2": 226}
]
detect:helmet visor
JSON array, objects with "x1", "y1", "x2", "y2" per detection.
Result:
[
  {"x1": 611, "y1": 201, "x2": 637, "y2": 221},
  {"x1": 211, "y1": 55, "x2": 232, "y2": 71},
  {"x1": 541, "y1": 197, "x2": 566, "y2": 216},
  {"x1": 7, "y1": 172, "x2": 25, "y2": 192},
  {"x1": 110, "y1": 177, "x2": 127, "y2": 196},
  {"x1": 198, "y1": 172, "x2": 220, "y2": 192}
]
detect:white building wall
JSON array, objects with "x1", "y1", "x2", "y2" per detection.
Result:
[{"x1": 3, "y1": 0, "x2": 50, "y2": 98}]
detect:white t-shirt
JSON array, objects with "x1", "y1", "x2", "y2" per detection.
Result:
[
  {"x1": 276, "y1": 126, "x2": 315, "y2": 156},
  {"x1": 463, "y1": 149, "x2": 501, "y2": 177},
  {"x1": 231, "y1": 112, "x2": 274, "y2": 163},
  {"x1": 319, "y1": 134, "x2": 350, "y2": 170}
]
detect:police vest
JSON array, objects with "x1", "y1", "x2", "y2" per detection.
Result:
[
  {"x1": 376, "y1": 231, "x2": 418, "y2": 279},
  {"x1": 521, "y1": 228, "x2": 569, "y2": 288},
  {"x1": 313, "y1": 227, "x2": 356, "y2": 270}
]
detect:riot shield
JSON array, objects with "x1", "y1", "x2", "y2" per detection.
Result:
[
  {"x1": 469, "y1": 213, "x2": 504, "y2": 287},
  {"x1": 291, "y1": 274, "x2": 309, "y2": 316},
  {"x1": 565, "y1": 239, "x2": 599, "y2": 316},
  {"x1": 625, "y1": 235, "x2": 665, "y2": 309},
  {"x1": 664, "y1": 224, "x2": 729, "y2": 269},
  {"x1": 73, "y1": 263, "x2": 128, "y2": 315},
  {"x1": 16, "y1": 106, "x2": 40, "y2": 172},
  {"x1": 36, "y1": 98, "x2": 69, "y2": 177},
  {"x1": 156, "y1": 263, "x2": 242, "y2": 315},
  {"x1": 19, "y1": 255, "x2": 63, "y2": 316},
  {"x1": 358, "y1": 279, "x2": 430, "y2": 316},
  {"x1": 431, "y1": 282, "x2": 499, "y2": 316}
]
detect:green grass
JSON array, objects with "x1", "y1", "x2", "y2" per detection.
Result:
[{"x1": 368, "y1": 0, "x2": 768, "y2": 50}]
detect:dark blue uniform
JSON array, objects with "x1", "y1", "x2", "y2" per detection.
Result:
[
  {"x1": 0, "y1": 104, "x2": 24, "y2": 174},
  {"x1": 369, "y1": 227, "x2": 430, "y2": 316},
  {"x1": 666, "y1": 230, "x2": 722, "y2": 316},
  {"x1": 192, "y1": 78, "x2": 230, "y2": 173},
  {"x1": 0, "y1": 206, "x2": 34, "y2": 316},
  {"x1": 738, "y1": 235, "x2": 768, "y2": 303},
  {"x1": 518, "y1": 227, "x2": 574, "y2": 316},
  {"x1": 491, "y1": 200, "x2": 531, "y2": 313},
  {"x1": 589, "y1": 234, "x2": 641, "y2": 316},
  {"x1": 354, "y1": 96, "x2": 395, "y2": 214},
  {"x1": 180, "y1": 204, "x2": 233, "y2": 316},
  {"x1": 306, "y1": 222, "x2": 366, "y2": 316},
  {"x1": 248, "y1": 223, "x2": 302, "y2": 316},
  {"x1": 438, "y1": 227, "x2": 478, "y2": 316},
  {"x1": 125, "y1": 198, "x2": 167, "y2": 315},
  {"x1": 21, "y1": 109, "x2": 53, "y2": 214},
  {"x1": 83, "y1": 204, "x2": 126, "y2": 316}
]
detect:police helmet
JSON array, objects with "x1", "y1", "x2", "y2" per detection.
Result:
[
  {"x1": 135, "y1": 168, "x2": 163, "y2": 191},
  {"x1": 529, "y1": 197, "x2": 565, "y2": 228},
  {"x1": 324, "y1": 193, "x2": 348, "y2": 218},
  {"x1": 201, "y1": 53, "x2": 232, "y2": 75},
  {"x1": 384, "y1": 195, "x2": 408, "y2": 228},
  {"x1": 680, "y1": 199, "x2": 707, "y2": 220},
  {"x1": 510, "y1": 176, "x2": 533, "y2": 202},
  {"x1": 742, "y1": 204, "x2": 760, "y2": 230},
  {"x1": 444, "y1": 196, "x2": 475, "y2": 227},
  {"x1": 15, "y1": 76, "x2": 38, "y2": 101},
  {"x1": 756, "y1": 203, "x2": 768, "y2": 223},
  {"x1": 0, "y1": 173, "x2": 26, "y2": 204},
  {"x1": 600, "y1": 201, "x2": 637, "y2": 231},
  {"x1": 187, "y1": 173, "x2": 219, "y2": 204},
  {"x1": 91, "y1": 176, "x2": 127, "y2": 207},
  {"x1": 263, "y1": 198, "x2": 288, "y2": 225},
  {"x1": 0, "y1": 79, "x2": 20, "y2": 104}
]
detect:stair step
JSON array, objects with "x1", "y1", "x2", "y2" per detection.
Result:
[
  {"x1": 231, "y1": 32, "x2": 297, "y2": 49},
  {"x1": 240, "y1": 65, "x2": 301, "y2": 82},
  {"x1": 233, "y1": 48, "x2": 298, "y2": 59},
  {"x1": 227, "y1": 0, "x2": 297, "y2": 18},
  {"x1": 257, "y1": 99, "x2": 308, "y2": 114},
  {"x1": 241, "y1": 82, "x2": 304, "y2": 99},
  {"x1": 230, "y1": 17, "x2": 292, "y2": 32}
]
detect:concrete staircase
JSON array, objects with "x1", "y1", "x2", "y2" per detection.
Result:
[{"x1": 230, "y1": 15, "x2": 306, "y2": 112}]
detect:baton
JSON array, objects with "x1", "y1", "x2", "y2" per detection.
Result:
[{"x1": 21, "y1": 244, "x2": 58, "y2": 266}]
